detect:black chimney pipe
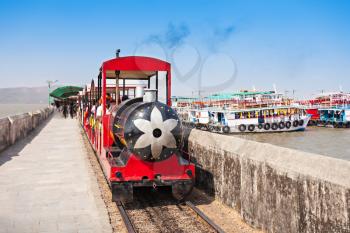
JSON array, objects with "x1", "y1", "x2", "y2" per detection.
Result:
[{"x1": 116, "y1": 49, "x2": 121, "y2": 58}]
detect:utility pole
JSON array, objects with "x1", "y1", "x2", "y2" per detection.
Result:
[
  {"x1": 284, "y1": 90, "x2": 289, "y2": 98},
  {"x1": 47, "y1": 80, "x2": 58, "y2": 106}
]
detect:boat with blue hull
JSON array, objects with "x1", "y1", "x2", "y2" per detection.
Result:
[{"x1": 317, "y1": 108, "x2": 350, "y2": 128}]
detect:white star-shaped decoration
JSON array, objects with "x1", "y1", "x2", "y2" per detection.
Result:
[{"x1": 133, "y1": 106, "x2": 178, "y2": 159}]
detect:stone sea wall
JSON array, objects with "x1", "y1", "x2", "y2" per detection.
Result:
[
  {"x1": 0, "y1": 107, "x2": 53, "y2": 152},
  {"x1": 187, "y1": 129, "x2": 350, "y2": 233}
]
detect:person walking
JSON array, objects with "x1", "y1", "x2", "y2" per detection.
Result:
[
  {"x1": 63, "y1": 103, "x2": 68, "y2": 118},
  {"x1": 69, "y1": 102, "x2": 74, "y2": 119}
]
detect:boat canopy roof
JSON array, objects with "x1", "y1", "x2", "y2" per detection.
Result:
[
  {"x1": 187, "y1": 106, "x2": 302, "y2": 113},
  {"x1": 50, "y1": 86, "x2": 83, "y2": 99},
  {"x1": 219, "y1": 106, "x2": 300, "y2": 112},
  {"x1": 319, "y1": 108, "x2": 350, "y2": 111},
  {"x1": 315, "y1": 92, "x2": 350, "y2": 98},
  {"x1": 205, "y1": 91, "x2": 280, "y2": 100},
  {"x1": 172, "y1": 96, "x2": 197, "y2": 101}
]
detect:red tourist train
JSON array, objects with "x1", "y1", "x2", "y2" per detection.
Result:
[{"x1": 80, "y1": 52, "x2": 195, "y2": 203}]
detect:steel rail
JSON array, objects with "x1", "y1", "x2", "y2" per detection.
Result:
[
  {"x1": 80, "y1": 126, "x2": 136, "y2": 233},
  {"x1": 185, "y1": 201, "x2": 226, "y2": 233},
  {"x1": 81, "y1": 125, "x2": 224, "y2": 233},
  {"x1": 116, "y1": 201, "x2": 136, "y2": 233}
]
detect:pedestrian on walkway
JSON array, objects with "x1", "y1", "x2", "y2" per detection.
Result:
[
  {"x1": 63, "y1": 103, "x2": 68, "y2": 118},
  {"x1": 69, "y1": 102, "x2": 74, "y2": 119}
]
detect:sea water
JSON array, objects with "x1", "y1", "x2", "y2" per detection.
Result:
[
  {"x1": 234, "y1": 127, "x2": 350, "y2": 161},
  {"x1": 0, "y1": 104, "x2": 47, "y2": 118}
]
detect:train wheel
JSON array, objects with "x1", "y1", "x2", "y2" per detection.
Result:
[
  {"x1": 195, "y1": 124, "x2": 201, "y2": 129},
  {"x1": 172, "y1": 180, "x2": 194, "y2": 201},
  {"x1": 112, "y1": 183, "x2": 133, "y2": 203},
  {"x1": 208, "y1": 125, "x2": 214, "y2": 132},
  {"x1": 258, "y1": 124, "x2": 263, "y2": 129},
  {"x1": 238, "y1": 124, "x2": 246, "y2": 132},
  {"x1": 346, "y1": 122, "x2": 350, "y2": 128}
]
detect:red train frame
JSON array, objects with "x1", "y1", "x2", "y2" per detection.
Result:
[{"x1": 82, "y1": 55, "x2": 195, "y2": 202}]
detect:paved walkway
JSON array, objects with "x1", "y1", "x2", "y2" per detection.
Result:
[{"x1": 0, "y1": 113, "x2": 112, "y2": 233}]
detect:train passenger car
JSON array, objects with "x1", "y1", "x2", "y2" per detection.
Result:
[{"x1": 83, "y1": 53, "x2": 195, "y2": 203}]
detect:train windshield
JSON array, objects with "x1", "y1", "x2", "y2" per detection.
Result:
[{"x1": 103, "y1": 71, "x2": 169, "y2": 105}]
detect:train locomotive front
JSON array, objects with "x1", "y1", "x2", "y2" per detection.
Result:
[
  {"x1": 91, "y1": 55, "x2": 195, "y2": 203},
  {"x1": 109, "y1": 94, "x2": 194, "y2": 202}
]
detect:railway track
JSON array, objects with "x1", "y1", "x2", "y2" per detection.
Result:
[
  {"x1": 117, "y1": 188, "x2": 225, "y2": 233},
  {"x1": 185, "y1": 201, "x2": 225, "y2": 233},
  {"x1": 82, "y1": 127, "x2": 225, "y2": 233}
]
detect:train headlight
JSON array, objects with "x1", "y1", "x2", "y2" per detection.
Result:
[
  {"x1": 115, "y1": 171, "x2": 122, "y2": 178},
  {"x1": 186, "y1": 169, "x2": 193, "y2": 177}
]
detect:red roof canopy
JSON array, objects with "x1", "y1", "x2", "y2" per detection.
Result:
[
  {"x1": 100, "y1": 55, "x2": 172, "y2": 110},
  {"x1": 103, "y1": 56, "x2": 170, "y2": 70}
]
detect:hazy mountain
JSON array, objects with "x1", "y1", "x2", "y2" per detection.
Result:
[{"x1": 0, "y1": 86, "x2": 49, "y2": 104}]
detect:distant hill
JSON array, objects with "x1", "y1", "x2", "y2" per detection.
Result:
[{"x1": 0, "y1": 86, "x2": 49, "y2": 104}]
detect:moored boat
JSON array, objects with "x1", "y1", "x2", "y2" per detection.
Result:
[
  {"x1": 180, "y1": 106, "x2": 310, "y2": 134},
  {"x1": 317, "y1": 108, "x2": 350, "y2": 128}
]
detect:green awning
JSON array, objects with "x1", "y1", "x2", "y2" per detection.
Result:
[{"x1": 50, "y1": 86, "x2": 83, "y2": 99}]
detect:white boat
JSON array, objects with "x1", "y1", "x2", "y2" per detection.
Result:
[
  {"x1": 180, "y1": 106, "x2": 310, "y2": 134},
  {"x1": 178, "y1": 108, "x2": 210, "y2": 129}
]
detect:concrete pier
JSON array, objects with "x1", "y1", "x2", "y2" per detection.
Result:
[
  {"x1": 0, "y1": 107, "x2": 52, "y2": 152},
  {"x1": 188, "y1": 129, "x2": 350, "y2": 233},
  {"x1": 0, "y1": 113, "x2": 112, "y2": 233},
  {"x1": 2, "y1": 110, "x2": 349, "y2": 233}
]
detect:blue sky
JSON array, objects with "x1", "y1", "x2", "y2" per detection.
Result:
[{"x1": 0, "y1": 0, "x2": 349, "y2": 98}]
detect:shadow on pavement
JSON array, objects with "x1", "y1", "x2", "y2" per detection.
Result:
[{"x1": 0, "y1": 113, "x2": 55, "y2": 166}]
